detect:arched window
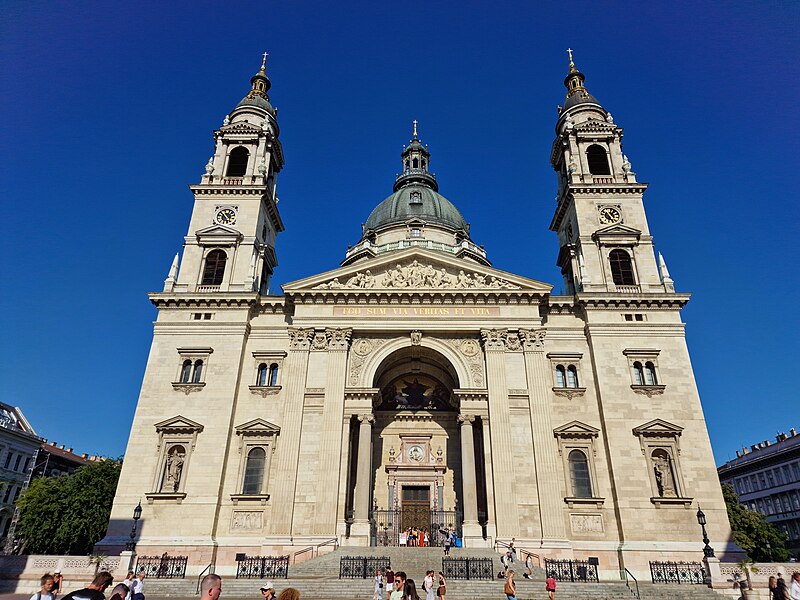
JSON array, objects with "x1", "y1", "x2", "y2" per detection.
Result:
[
  {"x1": 180, "y1": 360, "x2": 193, "y2": 383},
  {"x1": 412, "y1": 157, "x2": 419, "y2": 168},
  {"x1": 568, "y1": 450, "x2": 592, "y2": 498},
  {"x1": 555, "y1": 365, "x2": 566, "y2": 388},
  {"x1": 226, "y1": 146, "x2": 249, "y2": 177},
  {"x1": 567, "y1": 365, "x2": 579, "y2": 388},
  {"x1": 268, "y1": 363, "x2": 279, "y2": 387},
  {"x1": 192, "y1": 360, "x2": 203, "y2": 383},
  {"x1": 586, "y1": 144, "x2": 611, "y2": 175},
  {"x1": 257, "y1": 363, "x2": 269, "y2": 387},
  {"x1": 242, "y1": 447, "x2": 266, "y2": 494},
  {"x1": 609, "y1": 249, "x2": 635, "y2": 285},
  {"x1": 202, "y1": 250, "x2": 227, "y2": 286},
  {"x1": 632, "y1": 361, "x2": 644, "y2": 385},
  {"x1": 644, "y1": 361, "x2": 658, "y2": 386}
]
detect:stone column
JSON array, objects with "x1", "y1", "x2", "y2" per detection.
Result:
[
  {"x1": 269, "y1": 328, "x2": 313, "y2": 540},
  {"x1": 481, "y1": 329, "x2": 519, "y2": 537},
  {"x1": 458, "y1": 414, "x2": 483, "y2": 545},
  {"x1": 313, "y1": 328, "x2": 352, "y2": 535},
  {"x1": 520, "y1": 328, "x2": 567, "y2": 544},
  {"x1": 350, "y1": 413, "x2": 374, "y2": 543},
  {"x1": 481, "y1": 417, "x2": 498, "y2": 540}
]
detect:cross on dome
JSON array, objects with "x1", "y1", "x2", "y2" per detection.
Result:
[
  {"x1": 261, "y1": 52, "x2": 269, "y2": 71},
  {"x1": 412, "y1": 119, "x2": 419, "y2": 140}
]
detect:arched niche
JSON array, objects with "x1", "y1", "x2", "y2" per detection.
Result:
[{"x1": 372, "y1": 345, "x2": 460, "y2": 411}]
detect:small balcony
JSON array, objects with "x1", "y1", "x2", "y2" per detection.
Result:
[{"x1": 196, "y1": 285, "x2": 221, "y2": 293}]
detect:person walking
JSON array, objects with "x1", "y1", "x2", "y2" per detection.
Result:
[
  {"x1": 108, "y1": 583, "x2": 130, "y2": 600},
  {"x1": 131, "y1": 572, "x2": 145, "y2": 600},
  {"x1": 199, "y1": 574, "x2": 222, "y2": 600},
  {"x1": 390, "y1": 571, "x2": 406, "y2": 600},
  {"x1": 503, "y1": 570, "x2": 516, "y2": 600},
  {"x1": 789, "y1": 572, "x2": 800, "y2": 600},
  {"x1": 50, "y1": 570, "x2": 63, "y2": 600},
  {"x1": 443, "y1": 533, "x2": 451, "y2": 556},
  {"x1": 545, "y1": 573, "x2": 557, "y2": 600},
  {"x1": 403, "y1": 578, "x2": 420, "y2": 600},
  {"x1": 373, "y1": 568, "x2": 385, "y2": 600},
  {"x1": 60, "y1": 571, "x2": 113, "y2": 600},
  {"x1": 276, "y1": 589, "x2": 299, "y2": 600},
  {"x1": 524, "y1": 554, "x2": 533, "y2": 579},
  {"x1": 775, "y1": 576, "x2": 790, "y2": 600},
  {"x1": 259, "y1": 581, "x2": 276, "y2": 600},
  {"x1": 386, "y1": 568, "x2": 395, "y2": 591},
  {"x1": 436, "y1": 572, "x2": 446, "y2": 600},
  {"x1": 423, "y1": 571, "x2": 435, "y2": 600},
  {"x1": 31, "y1": 574, "x2": 55, "y2": 600}
]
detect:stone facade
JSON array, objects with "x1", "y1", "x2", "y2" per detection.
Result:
[{"x1": 98, "y1": 55, "x2": 737, "y2": 581}]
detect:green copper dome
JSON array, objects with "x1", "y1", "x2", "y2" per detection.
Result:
[{"x1": 364, "y1": 184, "x2": 469, "y2": 232}]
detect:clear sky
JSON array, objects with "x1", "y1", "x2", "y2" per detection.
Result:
[{"x1": 1, "y1": 1, "x2": 797, "y2": 464}]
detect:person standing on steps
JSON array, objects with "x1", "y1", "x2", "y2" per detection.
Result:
[
  {"x1": 503, "y1": 570, "x2": 516, "y2": 600},
  {"x1": 30, "y1": 574, "x2": 55, "y2": 600},
  {"x1": 423, "y1": 571, "x2": 435, "y2": 600},
  {"x1": 386, "y1": 568, "x2": 395, "y2": 593},
  {"x1": 789, "y1": 572, "x2": 800, "y2": 600},
  {"x1": 259, "y1": 581, "x2": 276, "y2": 600},
  {"x1": 436, "y1": 572, "x2": 446, "y2": 600},
  {"x1": 60, "y1": 571, "x2": 113, "y2": 600},
  {"x1": 403, "y1": 578, "x2": 420, "y2": 600},
  {"x1": 523, "y1": 553, "x2": 533, "y2": 579},
  {"x1": 50, "y1": 570, "x2": 63, "y2": 600},
  {"x1": 545, "y1": 572, "x2": 557, "y2": 600},
  {"x1": 373, "y1": 568, "x2": 384, "y2": 600}
]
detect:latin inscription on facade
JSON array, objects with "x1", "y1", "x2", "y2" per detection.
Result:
[
  {"x1": 569, "y1": 513, "x2": 603, "y2": 534},
  {"x1": 231, "y1": 511, "x2": 263, "y2": 530},
  {"x1": 333, "y1": 305, "x2": 500, "y2": 317}
]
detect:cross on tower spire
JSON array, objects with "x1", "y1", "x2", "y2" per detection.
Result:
[
  {"x1": 261, "y1": 52, "x2": 268, "y2": 71},
  {"x1": 567, "y1": 47, "x2": 574, "y2": 68},
  {"x1": 412, "y1": 119, "x2": 418, "y2": 140}
]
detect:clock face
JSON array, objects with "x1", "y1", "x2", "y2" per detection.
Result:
[
  {"x1": 215, "y1": 208, "x2": 236, "y2": 225},
  {"x1": 599, "y1": 206, "x2": 621, "y2": 225}
]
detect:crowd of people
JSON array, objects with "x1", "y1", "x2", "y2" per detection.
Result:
[
  {"x1": 769, "y1": 571, "x2": 800, "y2": 600},
  {"x1": 371, "y1": 569, "x2": 446, "y2": 600}
]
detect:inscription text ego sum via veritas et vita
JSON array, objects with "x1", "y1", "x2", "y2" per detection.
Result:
[{"x1": 332, "y1": 306, "x2": 501, "y2": 317}]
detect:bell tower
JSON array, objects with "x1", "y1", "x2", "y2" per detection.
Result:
[
  {"x1": 549, "y1": 50, "x2": 673, "y2": 295},
  {"x1": 164, "y1": 54, "x2": 285, "y2": 295}
]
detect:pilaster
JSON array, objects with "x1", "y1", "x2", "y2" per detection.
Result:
[
  {"x1": 313, "y1": 328, "x2": 352, "y2": 534},
  {"x1": 268, "y1": 327, "x2": 313, "y2": 540},
  {"x1": 520, "y1": 328, "x2": 568, "y2": 544},
  {"x1": 350, "y1": 413, "x2": 374, "y2": 544},
  {"x1": 458, "y1": 414, "x2": 483, "y2": 545},
  {"x1": 480, "y1": 329, "x2": 519, "y2": 536}
]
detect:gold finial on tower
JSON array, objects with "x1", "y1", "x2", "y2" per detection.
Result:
[
  {"x1": 567, "y1": 48, "x2": 575, "y2": 69},
  {"x1": 412, "y1": 119, "x2": 418, "y2": 140},
  {"x1": 261, "y1": 52, "x2": 269, "y2": 72}
]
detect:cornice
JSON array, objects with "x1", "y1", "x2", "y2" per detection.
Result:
[
  {"x1": 576, "y1": 293, "x2": 690, "y2": 310},
  {"x1": 285, "y1": 289, "x2": 548, "y2": 306},
  {"x1": 190, "y1": 185, "x2": 269, "y2": 196},
  {"x1": 569, "y1": 183, "x2": 649, "y2": 194},
  {"x1": 149, "y1": 292, "x2": 285, "y2": 311}
]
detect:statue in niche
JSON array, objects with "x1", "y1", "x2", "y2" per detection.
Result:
[
  {"x1": 162, "y1": 445, "x2": 186, "y2": 492},
  {"x1": 652, "y1": 450, "x2": 677, "y2": 497}
]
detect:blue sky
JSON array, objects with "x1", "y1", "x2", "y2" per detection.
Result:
[{"x1": 1, "y1": 1, "x2": 797, "y2": 463}]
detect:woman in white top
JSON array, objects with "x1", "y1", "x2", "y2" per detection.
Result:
[
  {"x1": 31, "y1": 575, "x2": 54, "y2": 600},
  {"x1": 373, "y1": 568, "x2": 384, "y2": 600},
  {"x1": 399, "y1": 531, "x2": 408, "y2": 546}
]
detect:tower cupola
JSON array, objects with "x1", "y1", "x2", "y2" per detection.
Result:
[
  {"x1": 394, "y1": 121, "x2": 438, "y2": 192},
  {"x1": 560, "y1": 49, "x2": 603, "y2": 115}
]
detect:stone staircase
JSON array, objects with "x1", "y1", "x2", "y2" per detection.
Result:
[{"x1": 140, "y1": 546, "x2": 727, "y2": 600}]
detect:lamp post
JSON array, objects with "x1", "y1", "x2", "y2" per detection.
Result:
[
  {"x1": 695, "y1": 505, "x2": 715, "y2": 558},
  {"x1": 125, "y1": 501, "x2": 143, "y2": 570}
]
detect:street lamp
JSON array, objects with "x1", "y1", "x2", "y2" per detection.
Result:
[
  {"x1": 696, "y1": 505, "x2": 715, "y2": 558},
  {"x1": 125, "y1": 501, "x2": 143, "y2": 569}
]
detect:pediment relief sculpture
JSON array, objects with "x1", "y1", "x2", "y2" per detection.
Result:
[{"x1": 312, "y1": 260, "x2": 520, "y2": 290}]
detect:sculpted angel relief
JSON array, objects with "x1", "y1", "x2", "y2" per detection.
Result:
[{"x1": 312, "y1": 260, "x2": 520, "y2": 290}]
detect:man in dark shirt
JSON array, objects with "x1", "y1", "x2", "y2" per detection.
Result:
[{"x1": 60, "y1": 572, "x2": 113, "y2": 600}]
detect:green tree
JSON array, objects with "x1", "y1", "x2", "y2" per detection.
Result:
[
  {"x1": 15, "y1": 459, "x2": 121, "y2": 555},
  {"x1": 722, "y1": 483, "x2": 789, "y2": 562}
]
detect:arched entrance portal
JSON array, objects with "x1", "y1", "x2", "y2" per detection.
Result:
[{"x1": 345, "y1": 345, "x2": 487, "y2": 547}]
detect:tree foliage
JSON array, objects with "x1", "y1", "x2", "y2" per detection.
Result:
[
  {"x1": 16, "y1": 459, "x2": 121, "y2": 555},
  {"x1": 722, "y1": 483, "x2": 790, "y2": 562}
]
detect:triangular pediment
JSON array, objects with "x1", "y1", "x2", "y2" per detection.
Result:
[
  {"x1": 282, "y1": 248, "x2": 553, "y2": 294},
  {"x1": 220, "y1": 121, "x2": 263, "y2": 134},
  {"x1": 554, "y1": 420, "x2": 600, "y2": 438},
  {"x1": 154, "y1": 415, "x2": 204, "y2": 433},
  {"x1": 235, "y1": 418, "x2": 281, "y2": 436},
  {"x1": 632, "y1": 419, "x2": 683, "y2": 438},
  {"x1": 593, "y1": 223, "x2": 641, "y2": 237},
  {"x1": 195, "y1": 224, "x2": 241, "y2": 237}
]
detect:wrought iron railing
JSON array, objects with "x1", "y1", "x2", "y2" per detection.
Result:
[
  {"x1": 649, "y1": 561, "x2": 705, "y2": 585},
  {"x1": 370, "y1": 508, "x2": 461, "y2": 547},
  {"x1": 441, "y1": 557, "x2": 494, "y2": 580},
  {"x1": 135, "y1": 555, "x2": 188, "y2": 579},
  {"x1": 624, "y1": 567, "x2": 640, "y2": 599},
  {"x1": 339, "y1": 556, "x2": 391, "y2": 579},
  {"x1": 235, "y1": 555, "x2": 289, "y2": 579},
  {"x1": 543, "y1": 559, "x2": 599, "y2": 583}
]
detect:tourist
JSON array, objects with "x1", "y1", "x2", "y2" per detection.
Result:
[
  {"x1": 386, "y1": 568, "x2": 395, "y2": 590},
  {"x1": 276, "y1": 589, "x2": 299, "y2": 600},
  {"x1": 108, "y1": 583, "x2": 130, "y2": 600},
  {"x1": 436, "y1": 572, "x2": 446, "y2": 600},
  {"x1": 199, "y1": 574, "x2": 222, "y2": 600},
  {"x1": 524, "y1": 554, "x2": 533, "y2": 579},
  {"x1": 423, "y1": 530, "x2": 429, "y2": 548},
  {"x1": 50, "y1": 570, "x2": 63, "y2": 600},
  {"x1": 403, "y1": 578, "x2": 420, "y2": 600},
  {"x1": 789, "y1": 572, "x2": 800, "y2": 600},
  {"x1": 31, "y1": 574, "x2": 55, "y2": 600},
  {"x1": 508, "y1": 539, "x2": 516, "y2": 563},
  {"x1": 122, "y1": 572, "x2": 136, "y2": 600},
  {"x1": 503, "y1": 570, "x2": 516, "y2": 600},
  {"x1": 259, "y1": 581, "x2": 276, "y2": 600},
  {"x1": 399, "y1": 530, "x2": 408, "y2": 546},
  {"x1": 131, "y1": 572, "x2": 145, "y2": 600},
  {"x1": 390, "y1": 571, "x2": 406, "y2": 600},
  {"x1": 373, "y1": 568, "x2": 384, "y2": 600},
  {"x1": 775, "y1": 575, "x2": 790, "y2": 600},
  {"x1": 769, "y1": 576, "x2": 777, "y2": 599},
  {"x1": 546, "y1": 572, "x2": 557, "y2": 600},
  {"x1": 59, "y1": 571, "x2": 113, "y2": 600},
  {"x1": 423, "y1": 571, "x2": 434, "y2": 600}
]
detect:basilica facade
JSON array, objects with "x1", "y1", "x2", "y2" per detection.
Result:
[{"x1": 100, "y1": 54, "x2": 735, "y2": 578}]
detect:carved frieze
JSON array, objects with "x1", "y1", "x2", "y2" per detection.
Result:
[
  {"x1": 442, "y1": 337, "x2": 485, "y2": 388},
  {"x1": 570, "y1": 514, "x2": 604, "y2": 534},
  {"x1": 312, "y1": 260, "x2": 520, "y2": 290},
  {"x1": 231, "y1": 511, "x2": 263, "y2": 530},
  {"x1": 348, "y1": 337, "x2": 391, "y2": 386},
  {"x1": 311, "y1": 331, "x2": 329, "y2": 351}
]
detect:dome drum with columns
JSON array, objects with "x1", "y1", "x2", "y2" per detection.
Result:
[{"x1": 99, "y1": 52, "x2": 737, "y2": 584}]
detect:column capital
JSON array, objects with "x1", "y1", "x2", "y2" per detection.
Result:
[
  {"x1": 480, "y1": 328, "x2": 507, "y2": 352},
  {"x1": 519, "y1": 328, "x2": 547, "y2": 352},
  {"x1": 458, "y1": 414, "x2": 476, "y2": 425},
  {"x1": 287, "y1": 327, "x2": 314, "y2": 351},
  {"x1": 357, "y1": 413, "x2": 375, "y2": 425},
  {"x1": 326, "y1": 327, "x2": 353, "y2": 351}
]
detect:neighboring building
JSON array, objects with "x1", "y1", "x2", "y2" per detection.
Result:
[
  {"x1": 0, "y1": 403, "x2": 41, "y2": 547},
  {"x1": 718, "y1": 429, "x2": 800, "y2": 556},
  {"x1": 31, "y1": 441, "x2": 96, "y2": 479},
  {"x1": 99, "y1": 53, "x2": 735, "y2": 579}
]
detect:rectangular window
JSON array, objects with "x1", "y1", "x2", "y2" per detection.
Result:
[
  {"x1": 791, "y1": 491, "x2": 800, "y2": 510},
  {"x1": 11, "y1": 487, "x2": 20, "y2": 503},
  {"x1": 624, "y1": 314, "x2": 633, "y2": 321},
  {"x1": 759, "y1": 473, "x2": 767, "y2": 488},
  {"x1": 775, "y1": 469, "x2": 783, "y2": 485},
  {"x1": 13, "y1": 455, "x2": 21, "y2": 471},
  {"x1": 22, "y1": 457, "x2": 30, "y2": 473},
  {"x1": 2, "y1": 485, "x2": 13, "y2": 503},
  {"x1": 3, "y1": 453, "x2": 11, "y2": 469},
  {"x1": 782, "y1": 465, "x2": 792, "y2": 483},
  {"x1": 766, "y1": 471, "x2": 774, "y2": 487},
  {"x1": 634, "y1": 314, "x2": 644, "y2": 321},
  {"x1": 792, "y1": 462, "x2": 800, "y2": 481}
]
